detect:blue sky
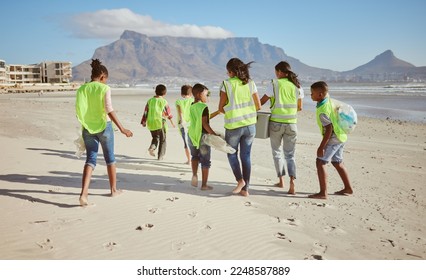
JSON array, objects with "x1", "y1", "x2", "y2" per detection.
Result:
[{"x1": 1, "y1": 0, "x2": 425, "y2": 71}]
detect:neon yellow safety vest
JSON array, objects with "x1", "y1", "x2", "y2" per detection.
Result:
[
  {"x1": 269, "y1": 78, "x2": 298, "y2": 124},
  {"x1": 75, "y1": 81, "x2": 108, "y2": 134},
  {"x1": 316, "y1": 98, "x2": 347, "y2": 143},
  {"x1": 175, "y1": 97, "x2": 194, "y2": 127},
  {"x1": 222, "y1": 77, "x2": 257, "y2": 129},
  {"x1": 147, "y1": 97, "x2": 168, "y2": 131},
  {"x1": 188, "y1": 102, "x2": 208, "y2": 149}
]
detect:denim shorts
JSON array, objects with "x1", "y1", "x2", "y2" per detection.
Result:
[
  {"x1": 317, "y1": 142, "x2": 345, "y2": 164},
  {"x1": 188, "y1": 134, "x2": 211, "y2": 168},
  {"x1": 82, "y1": 121, "x2": 115, "y2": 169}
]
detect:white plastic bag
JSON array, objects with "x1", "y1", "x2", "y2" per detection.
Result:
[
  {"x1": 74, "y1": 134, "x2": 85, "y2": 158},
  {"x1": 332, "y1": 99, "x2": 357, "y2": 134},
  {"x1": 202, "y1": 134, "x2": 236, "y2": 154}
]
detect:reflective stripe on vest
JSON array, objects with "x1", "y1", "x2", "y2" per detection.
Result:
[
  {"x1": 75, "y1": 81, "x2": 108, "y2": 134},
  {"x1": 316, "y1": 98, "x2": 347, "y2": 143},
  {"x1": 270, "y1": 78, "x2": 298, "y2": 123},
  {"x1": 188, "y1": 102, "x2": 208, "y2": 149},
  {"x1": 223, "y1": 77, "x2": 257, "y2": 129},
  {"x1": 147, "y1": 97, "x2": 167, "y2": 131}
]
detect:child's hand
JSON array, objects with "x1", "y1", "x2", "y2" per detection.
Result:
[{"x1": 122, "y1": 128, "x2": 133, "y2": 137}]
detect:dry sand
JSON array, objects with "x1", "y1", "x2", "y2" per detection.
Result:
[{"x1": 0, "y1": 89, "x2": 425, "y2": 261}]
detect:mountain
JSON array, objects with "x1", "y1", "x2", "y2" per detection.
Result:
[
  {"x1": 72, "y1": 31, "x2": 426, "y2": 84},
  {"x1": 340, "y1": 50, "x2": 426, "y2": 82},
  {"x1": 72, "y1": 30, "x2": 335, "y2": 84}
]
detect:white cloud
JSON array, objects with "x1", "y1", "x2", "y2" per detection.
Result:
[{"x1": 66, "y1": 8, "x2": 233, "y2": 39}]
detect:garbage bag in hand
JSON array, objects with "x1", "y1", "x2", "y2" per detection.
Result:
[
  {"x1": 74, "y1": 134, "x2": 86, "y2": 158},
  {"x1": 202, "y1": 134, "x2": 236, "y2": 154},
  {"x1": 332, "y1": 99, "x2": 357, "y2": 134}
]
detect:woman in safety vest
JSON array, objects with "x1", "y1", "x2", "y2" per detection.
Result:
[
  {"x1": 75, "y1": 59, "x2": 133, "y2": 206},
  {"x1": 260, "y1": 61, "x2": 304, "y2": 195},
  {"x1": 218, "y1": 58, "x2": 261, "y2": 196}
]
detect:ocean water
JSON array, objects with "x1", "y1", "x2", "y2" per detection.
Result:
[{"x1": 298, "y1": 83, "x2": 426, "y2": 123}]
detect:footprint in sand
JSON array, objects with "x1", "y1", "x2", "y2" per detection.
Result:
[
  {"x1": 305, "y1": 242, "x2": 327, "y2": 259},
  {"x1": 188, "y1": 211, "x2": 197, "y2": 218},
  {"x1": 136, "y1": 224, "x2": 154, "y2": 231},
  {"x1": 323, "y1": 225, "x2": 346, "y2": 234},
  {"x1": 275, "y1": 232, "x2": 292, "y2": 242},
  {"x1": 36, "y1": 238, "x2": 53, "y2": 250},
  {"x1": 167, "y1": 197, "x2": 179, "y2": 202},
  {"x1": 149, "y1": 208, "x2": 158, "y2": 214},
  {"x1": 244, "y1": 201, "x2": 252, "y2": 207},
  {"x1": 103, "y1": 241, "x2": 119, "y2": 251},
  {"x1": 172, "y1": 241, "x2": 186, "y2": 251},
  {"x1": 284, "y1": 218, "x2": 301, "y2": 227},
  {"x1": 288, "y1": 202, "x2": 301, "y2": 209}
]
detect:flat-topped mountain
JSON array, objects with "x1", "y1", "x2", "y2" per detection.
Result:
[{"x1": 72, "y1": 30, "x2": 426, "y2": 83}]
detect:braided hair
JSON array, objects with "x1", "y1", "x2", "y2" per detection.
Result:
[
  {"x1": 275, "y1": 61, "x2": 300, "y2": 88},
  {"x1": 90, "y1": 59, "x2": 108, "y2": 81},
  {"x1": 226, "y1": 58, "x2": 254, "y2": 85}
]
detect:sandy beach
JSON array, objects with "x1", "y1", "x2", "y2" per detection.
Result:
[{"x1": 0, "y1": 89, "x2": 425, "y2": 261}]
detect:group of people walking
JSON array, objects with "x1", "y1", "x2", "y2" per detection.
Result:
[{"x1": 75, "y1": 58, "x2": 353, "y2": 207}]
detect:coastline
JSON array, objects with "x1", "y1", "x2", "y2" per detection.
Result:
[{"x1": 0, "y1": 88, "x2": 425, "y2": 260}]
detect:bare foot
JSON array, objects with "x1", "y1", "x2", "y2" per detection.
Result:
[
  {"x1": 111, "y1": 189, "x2": 123, "y2": 197},
  {"x1": 79, "y1": 196, "x2": 89, "y2": 206},
  {"x1": 287, "y1": 181, "x2": 295, "y2": 195},
  {"x1": 201, "y1": 185, "x2": 213, "y2": 191},
  {"x1": 232, "y1": 179, "x2": 246, "y2": 194},
  {"x1": 184, "y1": 161, "x2": 190, "y2": 165},
  {"x1": 274, "y1": 182, "x2": 284, "y2": 188},
  {"x1": 308, "y1": 193, "x2": 327, "y2": 199},
  {"x1": 191, "y1": 175, "x2": 198, "y2": 187},
  {"x1": 334, "y1": 189, "x2": 353, "y2": 196},
  {"x1": 148, "y1": 148, "x2": 155, "y2": 157},
  {"x1": 239, "y1": 190, "x2": 249, "y2": 197}
]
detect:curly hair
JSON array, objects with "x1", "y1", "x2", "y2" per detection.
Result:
[{"x1": 90, "y1": 59, "x2": 108, "y2": 81}]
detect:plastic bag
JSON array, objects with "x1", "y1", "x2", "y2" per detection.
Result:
[
  {"x1": 332, "y1": 99, "x2": 357, "y2": 134},
  {"x1": 74, "y1": 134, "x2": 86, "y2": 158},
  {"x1": 202, "y1": 134, "x2": 236, "y2": 154}
]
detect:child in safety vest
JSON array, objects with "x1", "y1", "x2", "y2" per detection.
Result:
[
  {"x1": 309, "y1": 81, "x2": 353, "y2": 199},
  {"x1": 188, "y1": 83, "x2": 219, "y2": 190},
  {"x1": 175, "y1": 85, "x2": 194, "y2": 164},
  {"x1": 141, "y1": 84, "x2": 175, "y2": 160}
]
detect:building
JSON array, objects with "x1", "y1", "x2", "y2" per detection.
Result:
[{"x1": 0, "y1": 60, "x2": 72, "y2": 84}]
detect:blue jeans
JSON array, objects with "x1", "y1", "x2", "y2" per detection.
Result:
[
  {"x1": 82, "y1": 121, "x2": 115, "y2": 169},
  {"x1": 225, "y1": 124, "x2": 255, "y2": 191},
  {"x1": 269, "y1": 122, "x2": 297, "y2": 178},
  {"x1": 188, "y1": 134, "x2": 211, "y2": 168}
]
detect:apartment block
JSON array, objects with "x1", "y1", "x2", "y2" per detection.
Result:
[{"x1": 0, "y1": 60, "x2": 72, "y2": 84}]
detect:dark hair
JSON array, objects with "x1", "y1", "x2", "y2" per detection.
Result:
[
  {"x1": 310, "y1": 81, "x2": 328, "y2": 92},
  {"x1": 226, "y1": 58, "x2": 254, "y2": 85},
  {"x1": 155, "y1": 84, "x2": 167, "y2": 96},
  {"x1": 192, "y1": 83, "x2": 208, "y2": 96},
  {"x1": 275, "y1": 61, "x2": 300, "y2": 88},
  {"x1": 181, "y1": 84, "x2": 192, "y2": 96},
  {"x1": 90, "y1": 59, "x2": 108, "y2": 80}
]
